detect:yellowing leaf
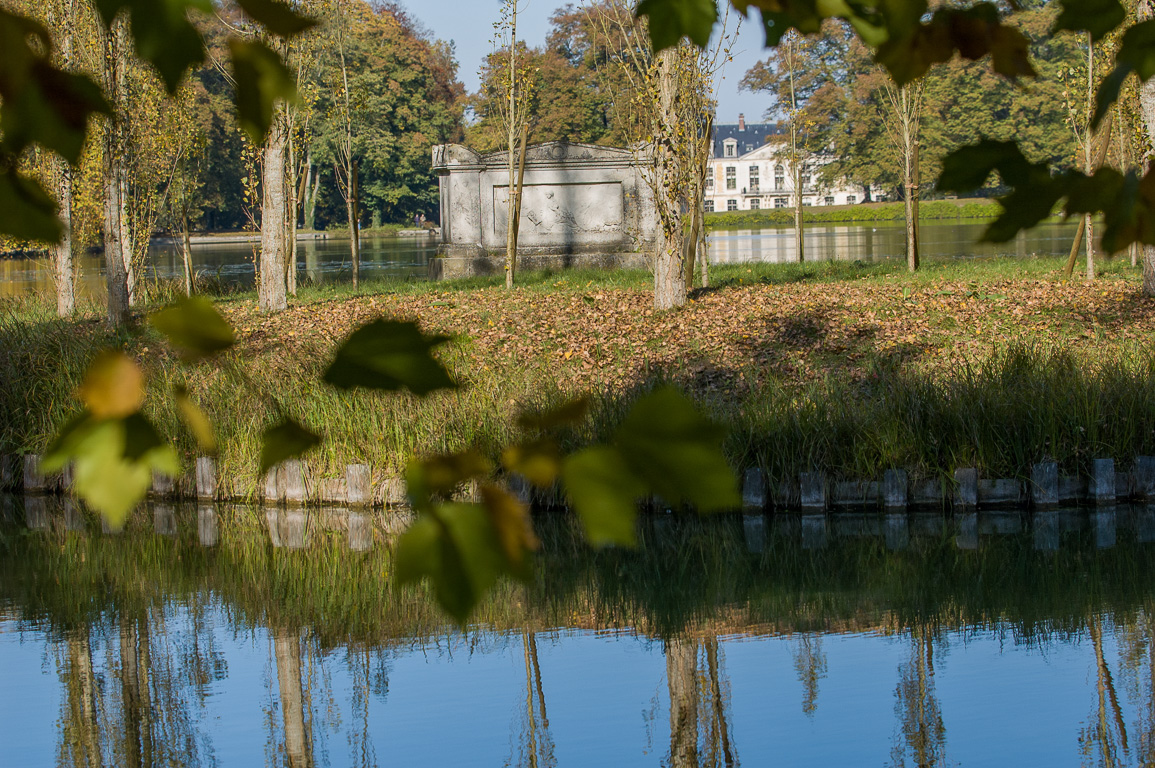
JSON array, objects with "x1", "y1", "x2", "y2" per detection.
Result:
[
  {"x1": 77, "y1": 351, "x2": 144, "y2": 419},
  {"x1": 501, "y1": 440, "x2": 561, "y2": 488},
  {"x1": 480, "y1": 483, "x2": 539, "y2": 580},
  {"x1": 150, "y1": 297, "x2": 236, "y2": 360},
  {"x1": 174, "y1": 385, "x2": 216, "y2": 452}
]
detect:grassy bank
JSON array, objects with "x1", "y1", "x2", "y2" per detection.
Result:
[
  {"x1": 706, "y1": 198, "x2": 1004, "y2": 230},
  {"x1": 2, "y1": 255, "x2": 1154, "y2": 495}
]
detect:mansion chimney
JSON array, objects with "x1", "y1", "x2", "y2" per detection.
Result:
[{"x1": 738, "y1": 113, "x2": 746, "y2": 131}]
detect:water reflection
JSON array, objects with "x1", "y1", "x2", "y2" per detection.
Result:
[
  {"x1": 0, "y1": 221, "x2": 1085, "y2": 301},
  {"x1": 6, "y1": 498, "x2": 1155, "y2": 765}
]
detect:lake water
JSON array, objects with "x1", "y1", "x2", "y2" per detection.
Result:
[
  {"x1": 4, "y1": 496, "x2": 1155, "y2": 766},
  {"x1": 0, "y1": 220, "x2": 1082, "y2": 300}
]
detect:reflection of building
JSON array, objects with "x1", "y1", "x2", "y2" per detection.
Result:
[{"x1": 705, "y1": 115, "x2": 869, "y2": 213}]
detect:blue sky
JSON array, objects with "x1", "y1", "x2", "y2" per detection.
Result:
[{"x1": 405, "y1": 0, "x2": 772, "y2": 125}]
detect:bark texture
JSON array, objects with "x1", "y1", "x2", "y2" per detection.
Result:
[
  {"x1": 259, "y1": 110, "x2": 289, "y2": 313},
  {"x1": 1141, "y1": 1, "x2": 1155, "y2": 294}
]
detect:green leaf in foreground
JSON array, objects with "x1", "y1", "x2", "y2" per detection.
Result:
[
  {"x1": 406, "y1": 450, "x2": 492, "y2": 508},
  {"x1": 42, "y1": 412, "x2": 178, "y2": 530},
  {"x1": 562, "y1": 446, "x2": 646, "y2": 547},
  {"x1": 637, "y1": 0, "x2": 717, "y2": 51},
  {"x1": 1092, "y1": 20, "x2": 1155, "y2": 128},
  {"x1": 235, "y1": 0, "x2": 319, "y2": 37},
  {"x1": 92, "y1": 0, "x2": 212, "y2": 94},
  {"x1": 229, "y1": 38, "x2": 298, "y2": 144},
  {"x1": 0, "y1": 168, "x2": 62, "y2": 243},
  {"x1": 516, "y1": 397, "x2": 590, "y2": 431},
  {"x1": 1052, "y1": 0, "x2": 1125, "y2": 42},
  {"x1": 393, "y1": 504, "x2": 507, "y2": 625},
  {"x1": 323, "y1": 319, "x2": 457, "y2": 395},
  {"x1": 260, "y1": 418, "x2": 320, "y2": 474},
  {"x1": 149, "y1": 296, "x2": 236, "y2": 360},
  {"x1": 615, "y1": 387, "x2": 740, "y2": 512}
]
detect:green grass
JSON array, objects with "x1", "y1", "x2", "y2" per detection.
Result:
[
  {"x1": 2, "y1": 256, "x2": 1153, "y2": 495},
  {"x1": 706, "y1": 198, "x2": 1006, "y2": 230}
]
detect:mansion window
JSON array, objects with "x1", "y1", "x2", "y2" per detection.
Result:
[
  {"x1": 726, "y1": 199, "x2": 738, "y2": 211},
  {"x1": 704, "y1": 199, "x2": 714, "y2": 212},
  {"x1": 750, "y1": 198, "x2": 761, "y2": 210},
  {"x1": 774, "y1": 165, "x2": 784, "y2": 190},
  {"x1": 725, "y1": 166, "x2": 737, "y2": 190},
  {"x1": 846, "y1": 195, "x2": 857, "y2": 204},
  {"x1": 705, "y1": 175, "x2": 714, "y2": 190},
  {"x1": 824, "y1": 196, "x2": 835, "y2": 206},
  {"x1": 801, "y1": 172, "x2": 811, "y2": 189},
  {"x1": 774, "y1": 197, "x2": 788, "y2": 208},
  {"x1": 749, "y1": 166, "x2": 760, "y2": 191},
  {"x1": 724, "y1": 141, "x2": 737, "y2": 158}
]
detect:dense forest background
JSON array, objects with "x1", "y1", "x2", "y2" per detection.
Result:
[{"x1": 4, "y1": 0, "x2": 1108, "y2": 249}]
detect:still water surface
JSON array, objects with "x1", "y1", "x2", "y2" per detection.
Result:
[
  {"x1": 3, "y1": 496, "x2": 1155, "y2": 766},
  {"x1": 0, "y1": 220, "x2": 1082, "y2": 300}
]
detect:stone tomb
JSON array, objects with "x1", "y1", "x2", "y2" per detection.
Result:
[{"x1": 430, "y1": 141, "x2": 658, "y2": 279}]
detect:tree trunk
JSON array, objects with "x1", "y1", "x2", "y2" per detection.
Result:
[
  {"x1": 793, "y1": 128, "x2": 804, "y2": 264},
  {"x1": 653, "y1": 47, "x2": 687, "y2": 311},
  {"x1": 180, "y1": 210, "x2": 193, "y2": 296},
  {"x1": 667, "y1": 638, "x2": 699, "y2": 768},
  {"x1": 259, "y1": 109, "x2": 289, "y2": 312},
  {"x1": 54, "y1": 5, "x2": 76, "y2": 317},
  {"x1": 274, "y1": 630, "x2": 312, "y2": 768},
  {"x1": 286, "y1": 114, "x2": 298, "y2": 297},
  {"x1": 55, "y1": 157, "x2": 76, "y2": 317},
  {"x1": 347, "y1": 159, "x2": 359, "y2": 289},
  {"x1": 504, "y1": 2, "x2": 520, "y2": 289},
  {"x1": 101, "y1": 18, "x2": 131, "y2": 326},
  {"x1": 910, "y1": 132, "x2": 920, "y2": 271}
]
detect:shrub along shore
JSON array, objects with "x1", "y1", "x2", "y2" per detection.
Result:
[{"x1": 1, "y1": 255, "x2": 1154, "y2": 509}]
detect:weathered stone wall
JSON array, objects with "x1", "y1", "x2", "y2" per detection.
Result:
[{"x1": 431, "y1": 141, "x2": 657, "y2": 277}]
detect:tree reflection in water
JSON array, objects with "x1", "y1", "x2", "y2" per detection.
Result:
[{"x1": 12, "y1": 499, "x2": 1155, "y2": 765}]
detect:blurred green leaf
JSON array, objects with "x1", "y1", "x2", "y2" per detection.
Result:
[
  {"x1": 562, "y1": 446, "x2": 645, "y2": 547},
  {"x1": 406, "y1": 450, "x2": 491, "y2": 507},
  {"x1": 616, "y1": 387, "x2": 739, "y2": 512},
  {"x1": 43, "y1": 412, "x2": 177, "y2": 530},
  {"x1": 393, "y1": 504, "x2": 506, "y2": 625},
  {"x1": 323, "y1": 319, "x2": 457, "y2": 395},
  {"x1": 77, "y1": 350, "x2": 144, "y2": 419},
  {"x1": 0, "y1": 10, "x2": 110, "y2": 164},
  {"x1": 149, "y1": 296, "x2": 236, "y2": 360},
  {"x1": 517, "y1": 397, "x2": 590, "y2": 430},
  {"x1": 235, "y1": 0, "x2": 319, "y2": 37},
  {"x1": 877, "y1": 4, "x2": 1036, "y2": 86},
  {"x1": 174, "y1": 385, "x2": 217, "y2": 452},
  {"x1": 637, "y1": 0, "x2": 718, "y2": 50},
  {"x1": 1093, "y1": 21, "x2": 1155, "y2": 128},
  {"x1": 1052, "y1": 0, "x2": 1125, "y2": 42},
  {"x1": 480, "y1": 483, "x2": 539, "y2": 582},
  {"x1": 229, "y1": 38, "x2": 297, "y2": 144},
  {"x1": 0, "y1": 169, "x2": 61, "y2": 243},
  {"x1": 92, "y1": 0, "x2": 212, "y2": 94},
  {"x1": 502, "y1": 439, "x2": 561, "y2": 488},
  {"x1": 260, "y1": 418, "x2": 320, "y2": 473}
]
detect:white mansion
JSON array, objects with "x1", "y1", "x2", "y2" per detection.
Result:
[{"x1": 704, "y1": 115, "x2": 870, "y2": 212}]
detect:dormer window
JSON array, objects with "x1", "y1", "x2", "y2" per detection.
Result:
[{"x1": 723, "y1": 139, "x2": 737, "y2": 158}]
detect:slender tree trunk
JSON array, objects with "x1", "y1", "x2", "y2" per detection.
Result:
[
  {"x1": 101, "y1": 18, "x2": 131, "y2": 326},
  {"x1": 907, "y1": 129, "x2": 920, "y2": 272},
  {"x1": 1086, "y1": 32, "x2": 1096, "y2": 281},
  {"x1": 347, "y1": 160, "x2": 359, "y2": 289},
  {"x1": 305, "y1": 156, "x2": 319, "y2": 232},
  {"x1": 504, "y1": 1, "x2": 520, "y2": 289},
  {"x1": 286, "y1": 115, "x2": 298, "y2": 297},
  {"x1": 54, "y1": 4, "x2": 76, "y2": 317},
  {"x1": 794, "y1": 152, "x2": 804, "y2": 263},
  {"x1": 259, "y1": 108, "x2": 289, "y2": 312},
  {"x1": 180, "y1": 209, "x2": 193, "y2": 295},
  {"x1": 509, "y1": 124, "x2": 529, "y2": 289},
  {"x1": 653, "y1": 47, "x2": 687, "y2": 310},
  {"x1": 55, "y1": 157, "x2": 76, "y2": 316}
]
